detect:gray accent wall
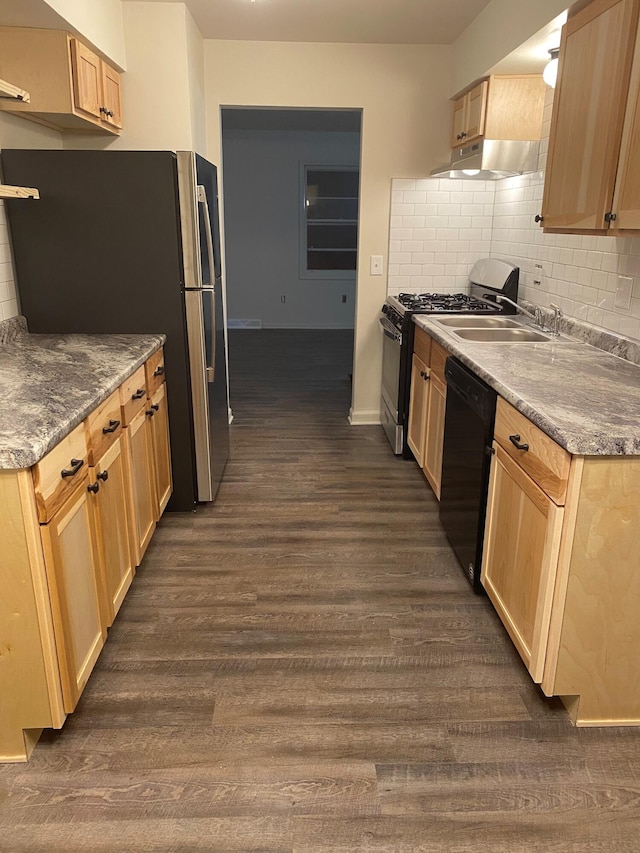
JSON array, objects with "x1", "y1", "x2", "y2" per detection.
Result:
[{"x1": 221, "y1": 126, "x2": 360, "y2": 329}]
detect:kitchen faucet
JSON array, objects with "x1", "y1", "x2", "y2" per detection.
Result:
[
  {"x1": 549, "y1": 302, "x2": 563, "y2": 336},
  {"x1": 493, "y1": 294, "x2": 541, "y2": 325}
]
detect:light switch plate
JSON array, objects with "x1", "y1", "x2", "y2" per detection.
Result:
[
  {"x1": 615, "y1": 276, "x2": 633, "y2": 311},
  {"x1": 370, "y1": 255, "x2": 383, "y2": 276}
]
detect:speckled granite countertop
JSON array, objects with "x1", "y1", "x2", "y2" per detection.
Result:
[
  {"x1": 0, "y1": 323, "x2": 165, "y2": 469},
  {"x1": 413, "y1": 315, "x2": 640, "y2": 456}
]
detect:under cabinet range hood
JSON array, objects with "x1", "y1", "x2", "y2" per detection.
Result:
[{"x1": 430, "y1": 138, "x2": 540, "y2": 180}]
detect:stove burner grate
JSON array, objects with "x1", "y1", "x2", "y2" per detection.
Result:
[{"x1": 396, "y1": 292, "x2": 496, "y2": 313}]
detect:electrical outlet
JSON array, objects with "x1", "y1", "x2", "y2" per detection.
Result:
[
  {"x1": 615, "y1": 276, "x2": 633, "y2": 310},
  {"x1": 370, "y1": 255, "x2": 383, "y2": 276},
  {"x1": 533, "y1": 263, "x2": 544, "y2": 287}
]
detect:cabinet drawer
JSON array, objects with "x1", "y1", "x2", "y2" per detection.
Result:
[
  {"x1": 85, "y1": 389, "x2": 122, "y2": 465},
  {"x1": 413, "y1": 327, "x2": 432, "y2": 365},
  {"x1": 430, "y1": 340, "x2": 449, "y2": 382},
  {"x1": 119, "y1": 365, "x2": 148, "y2": 426},
  {"x1": 145, "y1": 348, "x2": 166, "y2": 396},
  {"x1": 32, "y1": 421, "x2": 89, "y2": 523},
  {"x1": 494, "y1": 398, "x2": 571, "y2": 505}
]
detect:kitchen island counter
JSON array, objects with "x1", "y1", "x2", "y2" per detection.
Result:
[
  {"x1": 0, "y1": 317, "x2": 165, "y2": 468},
  {"x1": 413, "y1": 314, "x2": 640, "y2": 456}
]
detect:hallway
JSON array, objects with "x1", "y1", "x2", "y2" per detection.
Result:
[{"x1": 1, "y1": 330, "x2": 639, "y2": 851}]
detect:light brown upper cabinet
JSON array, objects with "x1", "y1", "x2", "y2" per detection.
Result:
[
  {"x1": 541, "y1": 0, "x2": 640, "y2": 232},
  {"x1": 0, "y1": 27, "x2": 123, "y2": 134},
  {"x1": 450, "y1": 75, "x2": 546, "y2": 149}
]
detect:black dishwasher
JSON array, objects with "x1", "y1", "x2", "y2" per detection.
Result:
[{"x1": 439, "y1": 357, "x2": 497, "y2": 592}]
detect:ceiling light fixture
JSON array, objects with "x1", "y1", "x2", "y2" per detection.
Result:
[{"x1": 543, "y1": 47, "x2": 560, "y2": 88}]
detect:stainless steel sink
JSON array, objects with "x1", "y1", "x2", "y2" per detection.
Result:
[
  {"x1": 453, "y1": 328, "x2": 552, "y2": 343},
  {"x1": 436, "y1": 316, "x2": 521, "y2": 328}
]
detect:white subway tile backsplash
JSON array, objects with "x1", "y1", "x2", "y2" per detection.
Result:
[
  {"x1": 0, "y1": 203, "x2": 18, "y2": 321},
  {"x1": 390, "y1": 156, "x2": 640, "y2": 343}
]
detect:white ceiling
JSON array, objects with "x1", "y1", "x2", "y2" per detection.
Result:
[{"x1": 127, "y1": 0, "x2": 494, "y2": 45}]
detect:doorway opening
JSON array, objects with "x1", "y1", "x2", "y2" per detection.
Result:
[{"x1": 220, "y1": 107, "x2": 362, "y2": 424}]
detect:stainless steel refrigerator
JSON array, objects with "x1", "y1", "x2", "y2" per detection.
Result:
[{"x1": 2, "y1": 149, "x2": 229, "y2": 512}]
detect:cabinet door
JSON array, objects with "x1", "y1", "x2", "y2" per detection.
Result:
[
  {"x1": 423, "y1": 372, "x2": 446, "y2": 500},
  {"x1": 482, "y1": 443, "x2": 564, "y2": 682},
  {"x1": 40, "y1": 486, "x2": 106, "y2": 713},
  {"x1": 101, "y1": 61, "x2": 123, "y2": 129},
  {"x1": 90, "y1": 437, "x2": 133, "y2": 626},
  {"x1": 148, "y1": 383, "x2": 173, "y2": 520},
  {"x1": 464, "y1": 80, "x2": 488, "y2": 143},
  {"x1": 541, "y1": 0, "x2": 640, "y2": 231},
  {"x1": 123, "y1": 408, "x2": 156, "y2": 567},
  {"x1": 407, "y1": 354, "x2": 430, "y2": 466},
  {"x1": 69, "y1": 38, "x2": 102, "y2": 121},
  {"x1": 611, "y1": 26, "x2": 640, "y2": 228},
  {"x1": 451, "y1": 95, "x2": 467, "y2": 147}
]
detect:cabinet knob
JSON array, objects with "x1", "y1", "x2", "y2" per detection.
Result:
[
  {"x1": 102, "y1": 418, "x2": 120, "y2": 434},
  {"x1": 534, "y1": 214, "x2": 544, "y2": 223},
  {"x1": 153, "y1": 365, "x2": 165, "y2": 376},
  {"x1": 132, "y1": 389, "x2": 146, "y2": 400},
  {"x1": 107, "y1": 110, "x2": 114, "y2": 118},
  {"x1": 87, "y1": 482, "x2": 100, "y2": 494},
  {"x1": 151, "y1": 403, "x2": 159, "y2": 411},
  {"x1": 61, "y1": 458, "x2": 83, "y2": 478},
  {"x1": 508, "y1": 434, "x2": 529, "y2": 452},
  {"x1": 145, "y1": 408, "x2": 155, "y2": 417},
  {"x1": 97, "y1": 470, "x2": 109, "y2": 482},
  {"x1": 99, "y1": 106, "x2": 107, "y2": 114}
]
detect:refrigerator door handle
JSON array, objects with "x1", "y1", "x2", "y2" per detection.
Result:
[
  {"x1": 207, "y1": 288, "x2": 216, "y2": 383},
  {"x1": 197, "y1": 185, "x2": 216, "y2": 290}
]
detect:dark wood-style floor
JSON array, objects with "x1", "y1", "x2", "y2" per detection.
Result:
[{"x1": 2, "y1": 328, "x2": 640, "y2": 851}]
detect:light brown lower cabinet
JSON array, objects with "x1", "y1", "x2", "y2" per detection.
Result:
[
  {"x1": 407, "y1": 353, "x2": 429, "y2": 466},
  {"x1": 122, "y1": 406, "x2": 156, "y2": 566},
  {"x1": 148, "y1": 383, "x2": 172, "y2": 520},
  {"x1": 423, "y1": 372, "x2": 446, "y2": 500},
  {"x1": 482, "y1": 442, "x2": 564, "y2": 682},
  {"x1": 0, "y1": 348, "x2": 172, "y2": 762},
  {"x1": 89, "y1": 436, "x2": 134, "y2": 627},
  {"x1": 407, "y1": 327, "x2": 449, "y2": 499},
  {"x1": 40, "y1": 482, "x2": 106, "y2": 714},
  {"x1": 482, "y1": 397, "x2": 640, "y2": 726}
]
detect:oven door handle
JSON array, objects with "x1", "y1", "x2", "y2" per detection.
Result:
[{"x1": 379, "y1": 316, "x2": 402, "y2": 343}]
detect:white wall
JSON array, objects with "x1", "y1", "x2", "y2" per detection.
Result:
[
  {"x1": 64, "y1": 1, "x2": 205, "y2": 153},
  {"x1": 0, "y1": 0, "x2": 126, "y2": 68},
  {"x1": 42, "y1": 0, "x2": 126, "y2": 68},
  {"x1": 204, "y1": 40, "x2": 452, "y2": 422},
  {"x1": 222, "y1": 127, "x2": 360, "y2": 329}
]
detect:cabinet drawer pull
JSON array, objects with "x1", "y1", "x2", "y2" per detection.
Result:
[
  {"x1": 534, "y1": 214, "x2": 544, "y2": 223},
  {"x1": 509, "y1": 434, "x2": 529, "y2": 452},
  {"x1": 145, "y1": 409, "x2": 155, "y2": 417},
  {"x1": 153, "y1": 365, "x2": 165, "y2": 376},
  {"x1": 102, "y1": 418, "x2": 120, "y2": 434},
  {"x1": 87, "y1": 482, "x2": 100, "y2": 494},
  {"x1": 61, "y1": 458, "x2": 83, "y2": 478},
  {"x1": 97, "y1": 470, "x2": 109, "y2": 482},
  {"x1": 132, "y1": 389, "x2": 146, "y2": 400},
  {"x1": 151, "y1": 403, "x2": 159, "y2": 411}
]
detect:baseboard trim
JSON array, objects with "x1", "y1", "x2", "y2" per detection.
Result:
[{"x1": 348, "y1": 408, "x2": 381, "y2": 425}]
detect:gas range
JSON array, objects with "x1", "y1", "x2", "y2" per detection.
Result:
[
  {"x1": 382, "y1": 290, "x2": 513, "y2": 333},
  {"x1": 379, "y1": 257, "x2": 520, "y2": 455}
]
